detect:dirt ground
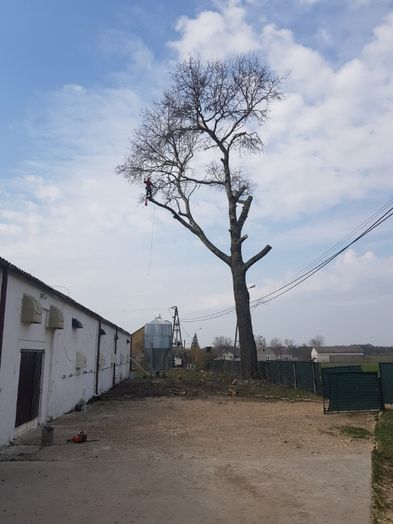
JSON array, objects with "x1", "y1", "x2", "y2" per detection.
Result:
[{"x1": 0, "y1": 390, "x2": 375, "y2": 524}]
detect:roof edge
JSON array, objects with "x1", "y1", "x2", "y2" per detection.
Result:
[{"x1": 0, "y1": 256, "x2": 131, "y2": 337}]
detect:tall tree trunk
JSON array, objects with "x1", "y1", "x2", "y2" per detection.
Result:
[{"x1": 231, "y1": 250, "x2": 258, "y2": 378}]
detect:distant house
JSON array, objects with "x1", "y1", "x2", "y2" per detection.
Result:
[
  {"x1": 257, "y1": 347, "x2": 276, "y2": 361},
  {"x1": 221, "y1": 350, "x2": 235, "y2": 361},
  {"x1": 311, "y1": 346, "x2": 364, "y2": 363},
  {"x1": 257, "y1": 347, "x2": 295, "y2": 361}
]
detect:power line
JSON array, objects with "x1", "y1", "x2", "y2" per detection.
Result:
[
  {"x1": 182, "y1": 199, "x2": 393, "y2": 323},
  {"x1": 254, "y1": 205, "x2": 393, "y2": 306},
  {"x1": 300, "y1": 197, "x2": 393, "y2": 274}
]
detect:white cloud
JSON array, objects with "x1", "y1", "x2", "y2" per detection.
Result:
[
  {"x1": 0, "y1": 223, "x2": 22, "y2": 236},
  {"x1": 22, "y1": 175, "x2": 62, "y2": 201},
  {"x1": 240, "y1": 12, "x2": 393, "y2": 220},
  {"x1": 168, "y1": 1, "x2": 259, "y2": 60},
  {"x1": 63, "y1": 84, "x2": 86, "y2": 94},
  {"x1": 249, "y1": 248, "x2": 393, "y2": 344}
]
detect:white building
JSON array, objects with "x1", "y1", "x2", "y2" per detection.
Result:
[
  {"x1": 0, "y1": 257, "x2": 131, "y2": 446},
  {"x1": 311, "y1": 346, "x2": 364, "y2": 363}
]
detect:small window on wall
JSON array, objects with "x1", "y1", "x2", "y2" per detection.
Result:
[
  {"x1": 21, "y1": 294, "x2": 42, "y2": 324},
  {"x1": 72, "y1": 318, "x2": 83, "y2": 329}
]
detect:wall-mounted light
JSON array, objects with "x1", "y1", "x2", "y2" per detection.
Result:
[{"x1": 100, "y1": 328, "x2": 106, "y2": 336}]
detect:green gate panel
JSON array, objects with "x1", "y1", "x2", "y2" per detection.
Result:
[
  {"x1": 294, "y1": 362, "x2": 315, "y2": 393},
  {"x1": 323, "y1": 372, "x2": 382, "y2": 413},
  {"x1": 321, "y1": 366, "x2": 362, "y2": 397},
  {"x1": 379, "y1": 363, "x2": 393, "y2": 404}
]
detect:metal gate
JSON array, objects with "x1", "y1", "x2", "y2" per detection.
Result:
[
  {"x1": 15, "y1": 350, "x2": 43, "y2": 427},
  {"x1": 322, "y1": 371, "x2": 383, "y2": 413},
  {"x1": 379, "y1": 363, "x2": 393, "y2": 404}
]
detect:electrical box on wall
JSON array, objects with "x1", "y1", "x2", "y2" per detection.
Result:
[
  {"x1": 21, "y1": 294, "x2": 42, "y2": 324},
  {"x1": 47, "y1": 305, "x2": 64, "y2": 330},
  {"x1": 99, "y1": 354, "x2": 106, "y2": 368},
  {"x1": 76, "y1": 351, "x2": 87, "y2": 370}
]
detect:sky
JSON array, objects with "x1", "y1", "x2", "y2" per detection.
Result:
[{"x1": 1, "y1": 0, "x2": 393, "y2": 347}]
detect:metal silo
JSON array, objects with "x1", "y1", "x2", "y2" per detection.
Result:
[{"x1": 144, "y1": 315, "x2": 172, "y2": 371}]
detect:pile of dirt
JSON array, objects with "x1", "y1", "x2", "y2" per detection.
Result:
[{"x1": 101, "y1": 370, "x2": 316, "y2": 401}]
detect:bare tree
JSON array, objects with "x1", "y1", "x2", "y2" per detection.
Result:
[
  {"x1": 283, "y1": 338, "x2": 296, "y2": 349},
  {"x1": 255, "y1": 335, "x2": 267, "y2": 350},
  {"x1": 270, "y1": 337, "x2": 282, "y2": 349},
  {"x1": 117, "y1": 55, "x2": 282, "y2": 377},
  {"x1": 212, "y1": 336, "x2": 234, "y2": 357},
  {"x1": 309, "y1": 335, "x2": 325, "y2": 348}
]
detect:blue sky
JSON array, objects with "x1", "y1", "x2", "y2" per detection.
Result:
[{"x1": 1, "y1": 0, "x2": 393, "y2": 346}]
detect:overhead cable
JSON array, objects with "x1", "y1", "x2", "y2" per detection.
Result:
[{"x1": 182, "y1": 199, "x2": 393, "y2": 323}]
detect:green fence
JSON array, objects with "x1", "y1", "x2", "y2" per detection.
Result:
[
  {"x1": 279, "y1": 361, "x2": 296, "y2": 387},
  {"x1": 379, "y1": 363, "x2": 393, "y2": 404},
  {"x1": 210, "y1": 359, "x2": 387, "y2": 413},
  {"x1": 210, "y1": 359, "x2": 241, "y2": 376},
  {"x1": 266, "y1": 361, "x2": 280, "y2": 384},
  {"x1": 256, "y1": 360, "x2": 320, "y2": 395},
  {"x1": 322, "y1": 372, "x2": 383, "y2": 413}
]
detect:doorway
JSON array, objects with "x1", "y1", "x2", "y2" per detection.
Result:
[{"x1": 15, "y1": 350, "x2": 43, "y2": 428}]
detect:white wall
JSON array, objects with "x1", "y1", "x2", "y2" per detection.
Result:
[
  {"x1": 311, "y1": 348, "x2": 330, "y2": 362},
  {"x1": 0, "y1": 269, "x2": 131, "y2": 445}
]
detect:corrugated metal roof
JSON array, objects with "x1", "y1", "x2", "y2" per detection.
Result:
[{"x1": 0, "y1": 256, "x2": 131, "y2": 336}]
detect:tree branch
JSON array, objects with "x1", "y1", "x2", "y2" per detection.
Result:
[
  {"x1": 237, "y1": 196, "x2": 253, "y2": 231},
  {"x1": 149, "y1": 197, "x2": 231, "y2": 266},
  {"x1": 245, "y1": 244, "x2": 272, "y2": 271},
  {"x1": 235, "y1": 234, "x2": 248, "y2": 246}
]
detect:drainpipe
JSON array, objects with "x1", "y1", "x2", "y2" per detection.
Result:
[
  {"x1": 113, "y1": 327, "x2": 118, "y2": 388},
  {"x1": 95, "y1": 319, "x2": 102, "y2": 395},
  {"x1": 0, "y1": 267, "x2": 9, "y2": 368}
]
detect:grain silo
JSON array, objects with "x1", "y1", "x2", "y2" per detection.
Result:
[{"x1": 144, "y1": 315, "x2": 172, "y2": 371}]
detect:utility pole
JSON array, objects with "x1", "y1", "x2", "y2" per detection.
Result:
[{"x1": 171, "y1": 306, "x2": 183, "y2": 350}]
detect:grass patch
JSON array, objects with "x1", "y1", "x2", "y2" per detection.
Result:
[
  {"x1": 337, "y1": 425, "x2": 372, "y2": 439},
  {"x1": 372, "y1": 410, "x2": 393, "y2": 523},
  {"x1": 361, "y1": 364, "x2": 379, "y2": 373}
]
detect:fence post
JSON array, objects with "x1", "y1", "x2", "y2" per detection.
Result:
[
  {"x1": 311, "y1": 362, "x2": 317, "y2": 395},
  {"x1": 378, "y1": 366, "x2": 385, "y2": 410},
  {"x1": 278, "y1": 360, "x2": 282, "y2": 385}
]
